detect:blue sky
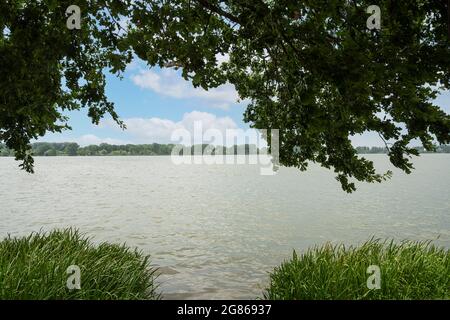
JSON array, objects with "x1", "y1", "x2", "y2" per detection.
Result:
[{"x1": 40, "y1": 58, "x2": 450, "y2": 147}]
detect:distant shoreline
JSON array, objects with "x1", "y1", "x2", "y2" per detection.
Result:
[
  {"x1": 1, "y1": 142, "x2": 450, "y2": 157},
  {"x1": 2, "y1": 153, "x2": 450, "y2": 158}
]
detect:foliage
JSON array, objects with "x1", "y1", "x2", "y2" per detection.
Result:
[
  {"x1": 0, "y1": 228, "x2": 160, "y2": 299},
  {"x1": 0, "y1": 0, "x2": 132, "y2": 172},
  {"x1": 264, "y1": 239, "x2": 450, "y2": 300},
  {"x1": 1, "y1": 1, "x2": 449, "y2": 191}
]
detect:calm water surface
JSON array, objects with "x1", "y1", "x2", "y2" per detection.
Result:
[{"x1": 0, "y1": 155, "x2": 449, "y2": 299}]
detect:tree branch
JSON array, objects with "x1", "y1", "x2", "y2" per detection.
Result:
[
  {"x1": 378, "y1": 132, "x2": 391, "y2": 153},
  {"x1": 195, "y1": 0, "x2": 242, "y2": 24}
]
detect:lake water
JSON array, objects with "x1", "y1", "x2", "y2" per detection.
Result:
[{"x1": 0, "y1": 155, "x2": 449, "y2": 299}]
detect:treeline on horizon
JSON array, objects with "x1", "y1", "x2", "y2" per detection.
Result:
[
  {"x1": 0, "y1": 142, "x2": 264, "y2": 157},
  {"x1": 355, "y1": 145, "x2": 450, "y2": 154},
  {"x1": 0, "y1": 143, "x2": 450, "y2": 157}
]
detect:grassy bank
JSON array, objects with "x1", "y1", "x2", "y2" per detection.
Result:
[
  {"x1": 264, "y1": 239, "x2": 449, "y2": 300},
  {"x1": 0, "y1": 228, "x2": 159, "y2": 299},
  {"x1": 1, "y1": 230, "x2": 448, "y2": 300}
]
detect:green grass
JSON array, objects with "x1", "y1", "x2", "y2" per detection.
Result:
[
  {"x1": 264, "y1": 239, "x2": 449, "y2": 300},
  {"x1": 0, "y1": 228, "x2": 159, "y2": 299}
]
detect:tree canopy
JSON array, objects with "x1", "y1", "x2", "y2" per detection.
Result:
[{"x1": 1, "y1": 0, "x2": 449, "y2": 191}]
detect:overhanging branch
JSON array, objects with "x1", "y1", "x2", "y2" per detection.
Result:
[{"x1": 195, "y1": 0, "x2": 242, "y2": 24}]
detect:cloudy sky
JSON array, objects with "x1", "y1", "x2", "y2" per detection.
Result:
[{"x1": 40, "y1": 58, "x2": 450, "y2": 147}]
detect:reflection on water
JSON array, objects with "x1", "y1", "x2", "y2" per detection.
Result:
[{"x1": 0, "y1": 155, "x2": 449, "y2": 299}]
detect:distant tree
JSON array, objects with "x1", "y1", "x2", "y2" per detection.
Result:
[
  {"x1": 32, "y1": 143, "x2": 51, "y2": 156},
  {"x1": 64, "y1": 143, "x2": 79, "y2": 156},
  {"x1": 76, "y1": 148, "x2": 88, "y2": 156},
  {"x1": 356, "y1": 146, "x2": 370, "y2": 154},
  {"x1": 369, "y1": 147, "x2": 387, "y2": 154},
  {"x1": 442, "y1": 145, "x2": 450, "y2": 153},
  {"x1": 110, "y1": 150, "x2": 128, "y2": 156},
  {"x1": 44, "y1": 149, "x2": 56, "y2": 157}
]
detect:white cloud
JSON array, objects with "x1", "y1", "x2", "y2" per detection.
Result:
[
  {"x1": 102, "y1": 111, "x2": 264, "y2": 146},
  {"x1": 104, "y1": 111, "x2": 238, "y2": 144},
  {"x1": 178, "y1": 111, "x2": 238, "y2": 133},
  {"x1": 215, "y1": 53, "x2": 230, "y2": 66},
  {"x1": 435, "y1": 90, "x2": 450, "y2": 114},
  {"x1": 125, "y1": 59, "x2": 143, "y2": 72},
  {"x1": 131, "y1": 69, "x2": 240, "y2": 110}
]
